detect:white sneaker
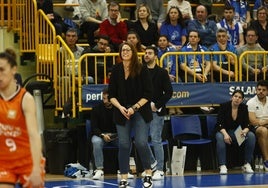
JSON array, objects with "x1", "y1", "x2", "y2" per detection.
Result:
[
  {"x1": 92, "y1": 169, "x2": 104, "y2": 180},
  {"x1": 242, "y1": 163, "x2": 254, "y2": 173},
  {"x1": 219, "y1": 165, "x2": 228, "y2": 174},
  {"x1": 152, "y1": 170, "x2": 164, "y2": 180},
  {"x1": 117, "y1": 170, "x2": 135, "y2": 179},
  {"x1": 141, "y1": 161, "x2": 158, "y2": 177}
]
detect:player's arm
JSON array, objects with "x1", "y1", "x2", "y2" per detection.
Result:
[{"x1": 22, "y1": 92, "x2": 43, "y2": 187}]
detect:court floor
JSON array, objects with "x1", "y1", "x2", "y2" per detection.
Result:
[{"x1": 44, "y1": 171, "x2": 268, "y2": 188}]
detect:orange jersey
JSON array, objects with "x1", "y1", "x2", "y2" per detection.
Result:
[{"x1": 0, "y1": 87, "x2": 32, "y2": 168}]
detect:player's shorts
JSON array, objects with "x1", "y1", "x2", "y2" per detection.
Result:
[{"x1": 0, "y1": 157, "x2": 45, "y2": 187}]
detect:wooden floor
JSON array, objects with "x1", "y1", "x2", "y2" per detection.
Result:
[{"x1": 43, "y1": 170, "x2": 268, "y2": 188}]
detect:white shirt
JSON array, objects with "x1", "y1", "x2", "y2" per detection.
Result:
[{"x1": 247, "y1": 95, "x2": 268, "y2": 120}]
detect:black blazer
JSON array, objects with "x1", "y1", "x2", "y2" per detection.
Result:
[
  {"x1": 149, "y1": 65, "x2": 173, "y2": 116},
  {"x1": 108, "y1": 63, "x2": 153, "y2": 125},
  {"x1": 216, "y1": 101, "x2": 250, "y2": 132}
]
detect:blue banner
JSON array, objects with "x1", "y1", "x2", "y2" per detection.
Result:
[{"x1": 82, "y1": 82, "x2": 257, "y2": 108}]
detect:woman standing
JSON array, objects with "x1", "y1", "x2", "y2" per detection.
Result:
[
  {"x1": 108, "y1": 42, "x2": 153, "y2": 188},
  {"x1": 0, "y1": 49, "x2": 45, "y2": 187},
  {"x1": 160, "y1": 6, "x2": 187, "y2": 51},
  {"x1": 215, "y1": 90, "x2": 255, "y2": 174},
  {"x1": 126, "y1": 4, "x2": 159, "y2": 49}
]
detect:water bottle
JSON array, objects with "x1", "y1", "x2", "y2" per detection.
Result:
[
  {"x1": 259, "y1": 157, "x2": 264, "y2": 171},
  {"x1": 255, "y1": 157, "x2": 259, "y2": 171},
  {"x1": 196, "y1": 157, "x2": 201, "y2": 172}
]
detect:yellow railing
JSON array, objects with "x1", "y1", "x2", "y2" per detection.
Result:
[
  {"x1": 160, "y1": 51, "x2": 238, "y2": 82},
  {"x1": 54, "y1": 36, "x2": 76, "y2": 118},
  {"x1": 239, "y1": 51, "x2": 268, "y2": 82},
  {"x1": 36, "y1": 9, "x2": 56, "y2": 78}
]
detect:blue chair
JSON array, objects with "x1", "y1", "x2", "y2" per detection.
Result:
[
  {"x1": 170, "y1": 115, "x2": 214, "y2": 170},
  {"x1": 206, "y1": 115, "x2": 218, "y2": 169}
]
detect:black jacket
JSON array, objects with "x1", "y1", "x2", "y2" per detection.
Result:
[{"x1": 148, "y1": 65, "x2": 173, "y2": 116}]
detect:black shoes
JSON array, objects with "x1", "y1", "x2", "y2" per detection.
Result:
[
  {"x1": 143, "y1": 176, "x2": 153, "y2": 188},
  {"x1": 119, "y1": 179, "x2": 129, "y2": 188}
]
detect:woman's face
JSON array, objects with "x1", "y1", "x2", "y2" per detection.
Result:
[
  {"x1": 158, "y1": 37, "x2": 169, "y2": 49},
  {"x1": 121, "y1": 44, "x2": 133, "y2": 61},
  {"x1": 169, "y1": 8, "x2": 179, "y2": 21},
  {"x1": 0, "y1": 58, "x2": 16, "y2": 90},
  {"x1": 127, "y1": 34, "x2": 139, "y2": 46},
  {"x1": 231, "y1": 92, "x2": 244, "y2": 106},
  {"x1": 257, "y1": 9, "x2": 267, "y2": 22},
  {"x1": 138, "y1": 6, "x2": 149, "y2": 20}
]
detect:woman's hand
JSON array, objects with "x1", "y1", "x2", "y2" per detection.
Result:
[
  {"x1": 223, "y1": 133, "x2": 232, "y2": 145},
  {"x1": 119, "y1": 106, "x2": 130, "y2": 119}
]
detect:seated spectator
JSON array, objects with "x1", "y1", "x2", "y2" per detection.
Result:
[
  {"x1": 99, "y1": 1, "x2": 128, "y2": 52},
  {"x1": 64, "y1": 0, "x2": 82, "y2": 20},
  {"x1": 225, "y1": 0, "x2": 251, "y2": 29},
  {"x1": 126, "y1": 3, "x2": 159, "y2": 48},
  {"x1": 160, "y1": 6, "x2": 187, "y2": 51},
  {"x1": 215, "y1": 90, "x2": 255, "y2": 174},
  {"x1": 179, "y1": 30, "x2": 211, "y2": 82},
  {"x1": 253, "y1": 0, "x2": 268, "y2": 20},
  {"x1": 217, "y1": 6, "x2": 244, "y2": 48},
  {"x1": 157, "y1": 35, "x2": 177, "y2": 82},
  {"x1": 136, "y1": 0, "x2": 166, "y2": 29},
  {"x1": 60, "y1": 28, "x2": 84, "y2": 76},
  {"x1": 90, "y1": 87, "x2": 118, "y2": 180},
  {"x1": 237, "y1": 28, "x2": 268, "y2": 81},
  {"x1": 167, "y1": 0, "x2": 193, "y2": 23},
  {"x1": 38, "y1": 0, "x2": 67, "y2": 36},
  {"x1": 250, "y1": 6, "x2": 268, "y2": 51},
  {"x1": 247, "y1": 80, "x2": 268, "y2": 172},
  {"x1": 126, "y1": 30, "x2": 144, "y2": 52},
  {"x1": 82, "y1": 35, "x2": 114, "y2": 83},
  {"x1": 188, "y1": 5, "x2": 217, "y2": 48},
  {"x1": 80, "y1": 0, "x2": 108, "y2": 47},
  {"x1": 210, "y1": 28, "x2": 237, "y2": 82}
]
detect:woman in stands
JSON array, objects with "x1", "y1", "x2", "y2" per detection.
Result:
[
  {"x1": 0, "y1": 49, "x2": 45, "y2": 188},
  {"x1": 108, "y1": 42, "x2": 153, "y2": 188},
  {"x1": 215, "y1": 90, "x2": 255, "y2": 174},
  {"x1": 160, "y1": 6, "x2": 187, "y2": 51},
  {"x1": 126, "y1": 3, "x2": 159, "y2": 49},
  {"x1": 126, "y1": 30, "x2": 144, "y2": 52}
]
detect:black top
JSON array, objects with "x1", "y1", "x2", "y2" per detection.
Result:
[
  {"x1": 250, "y1": 20, "x2": 268, "y2": 51},
  {"x1": 108, "y1": 63, "x2": 153, "y2": 125},
  {"x1": 126, "y1": 20, "x2": 159, "y2": 46},
  {"x1": 148, "y1": 65, "x2": 173, "y2": 116},
  {"x1": 216, "y1": 101, "x2": 250, "y2": 132},
  {"x1": 91, "y1": 101, "x2": 116, "y2": 137}
]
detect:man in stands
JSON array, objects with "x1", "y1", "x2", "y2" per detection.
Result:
[
  {"x1": 99, "y1": 1, "x2": 128, "y2": 52},
  {"x1": 79, "y1": 0, "x2": 108, "y2": 47}
]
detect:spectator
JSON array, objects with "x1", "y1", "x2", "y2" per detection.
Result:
[
  {"x1": 160, "y1": 6, "x2": 187, "y2": 51},
  {"x1": 64, "y1": 0, "x2": 82, "y2": 20},
  {"x1": 136, "y1": 0, "x2": 166, "y2": 29},
  {"x1": 247, "y1": 80, "x2": 268, "y2": 172},
  {"x1": 126, "y1": 3, "x2": 159, "y2": 49},
  {"x1": 108, "y1": 42, "x2": 153, "y2": 188},
  {"x1": 167, "y1": 0, "x2": 193, "y2": 22},
  {"x1": 179, "y1": 30, "x2": 211, "y2": 82},
  {"x1": 127, "y1": 30, "x2": 144, "y2": 52},
  {"x1": 250, "y1": 6, "x2": 268, "y2": 51},
  {"x1": 217, "y1": 6, "x2": 245, "y2": 48},
  {"x1": 99, "y1": 1, "x2": 128, "y2": 52},
  {"x1": 60, "y1": 28, "x2": 84, "y2": 76},
  {"x1": 253, "y1": 0, "x2": 268, "y2": 20},
  {"x1": 38, "y1": 0, "x2": 67, "y2": 36},
  {"x1": 188, "y1": 5, "x2": 217, "y2": 48},
  {"x1": 90, "y1": 87, "x2": 118, "y2": 180},
  {"x1": 0, "y1": 49, "x2": 45, "y2": 187},
  {"x1": 225, "y1": 0, "x2": 251, "y2": 29},
  {"x1": 237, "y1": 28, "x2": 268, "y2": 81},
  {"x1": 82, "y1": 35, "x2": 114, "y2": 84},
  {"x1": 215, "y1": 90, "x2": 255, "y2": 174},
  {"x1": 210, "y1": 28, "x2": 237, "y2": 82},
  {"x1": 80, "y1": 0, "x2": 108, "y2": 47},
  {"x1": 143, "y1": 46, "x2": 173, "y2": 180}
]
